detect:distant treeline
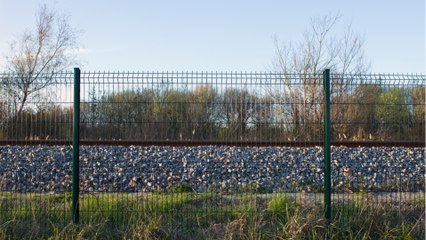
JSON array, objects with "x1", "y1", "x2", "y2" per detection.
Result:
[{"x1": 0, "y1": 84, "x2": 424, "y2": 142}]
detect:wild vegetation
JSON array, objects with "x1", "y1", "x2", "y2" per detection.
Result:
[
  {"x1": 0, "y1": 82, "x2": 424, "y2": 142},
  {"x1": 0, "y1": 191, "x2": 424, "y2": 239}
]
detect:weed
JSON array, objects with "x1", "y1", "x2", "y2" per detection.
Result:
[{"x1": 169, "y1": 183, "x2": 194, "y2": 193}]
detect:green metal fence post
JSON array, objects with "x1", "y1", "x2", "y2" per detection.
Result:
[
  {"x1": 323, "y1": 69, "x2": 332, "y2": 221},
  {"x1": 72, "y1": 67, "x2": 80, "y2": 224}
]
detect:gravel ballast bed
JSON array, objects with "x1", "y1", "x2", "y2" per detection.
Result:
[{"x1": 0, "y1": 145, "x2": 424, "y2": 193}]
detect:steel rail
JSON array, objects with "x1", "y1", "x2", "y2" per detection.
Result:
[{"x1": 0, "y1": 140, "x2": 424, "y2": 147}]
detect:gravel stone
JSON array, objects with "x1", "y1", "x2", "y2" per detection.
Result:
[{"x1": 0, "y1": 145, "x2": 424, "y2": 193}]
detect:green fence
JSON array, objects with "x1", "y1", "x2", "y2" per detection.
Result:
[{"x1": 0, "y1": 69, "x2": 424, "y2": 237}]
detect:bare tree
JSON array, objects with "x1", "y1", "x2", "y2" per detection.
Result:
[
  {"x1": 274, "y1": 14, "x2": 369, "y2": 75},
  {"x1": 272, "y1": 14, "x2": 370, "y2": 140},
  {"x1": 3, "y1": 5, "x2": 80, "y2": 115}
]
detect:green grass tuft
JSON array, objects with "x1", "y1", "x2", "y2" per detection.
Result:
[{"x1": 169, "y1": 183, "x2": 194, "y2": 193}]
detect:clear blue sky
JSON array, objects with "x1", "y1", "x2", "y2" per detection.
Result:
[{"x1": 0, "y1": 0, "x2": 424, "y2": 73}]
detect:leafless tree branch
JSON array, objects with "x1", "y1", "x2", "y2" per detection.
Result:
[{"x1": 3, "y1": 4, "x2": 80, "y2": 114}]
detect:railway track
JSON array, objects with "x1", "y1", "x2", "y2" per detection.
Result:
[{"x1": 0, "y1": 140, "x2": 424, "y2": 147}]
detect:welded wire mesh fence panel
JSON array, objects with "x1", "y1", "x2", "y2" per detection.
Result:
[
  {"x1": 329, "y1": 73, "x2": 425, "y2": 218},
  {"x1": 0, "y1": 72, "x2": 74, "y2": 231},
  {"x1": 77, "y1": 71, "x2": 325, "y2": 226},
  {"x1": 78, "y1": 72, "x2": 325, "y2": 143}
]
